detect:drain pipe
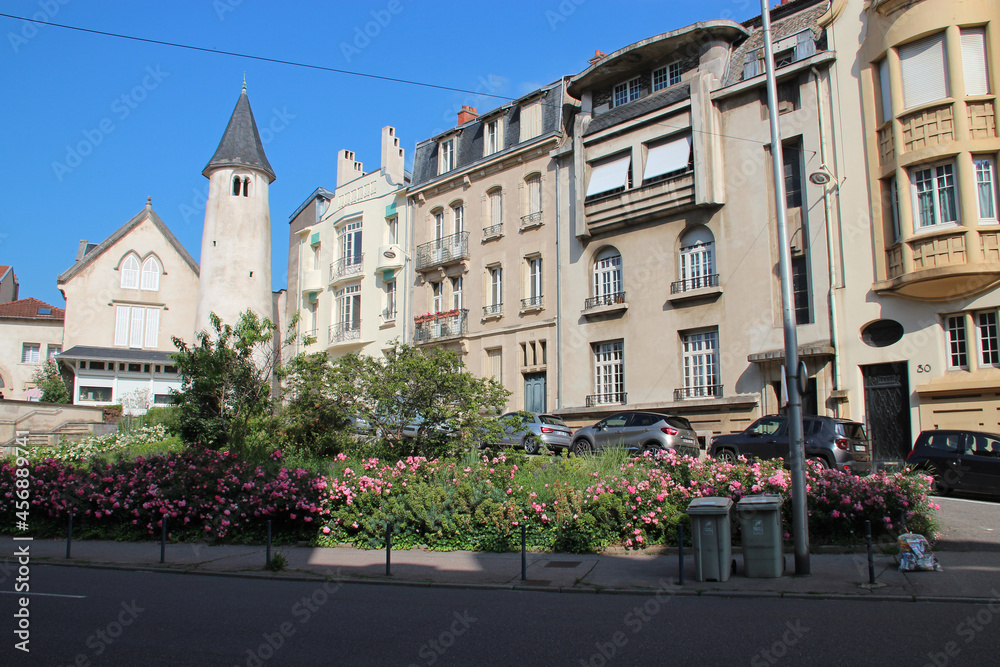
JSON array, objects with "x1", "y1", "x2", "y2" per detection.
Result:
[
  {"x1": 812, "y1": 65, "x2": 843, "y2": 405},
  {"x1": 554, "y1": 141, "x2": 563, "y2": 410}
]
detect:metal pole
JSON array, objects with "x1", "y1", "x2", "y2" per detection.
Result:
[
  {"x1": 266, "y1": 519, "x2": 272, "y2": 568},
  {"x1": 761, "y1": 0, "x2": 809, "y2": 575},
  {"x1": 521, "y1": 523, "x2": 527, "y2": 581},
  {"x1": 385, "y1": 523, "x2": 392, "y2": 576},
  {"x1": 865, "y1": 520, "x2": 876, "y2": 585},
  {"x1": 160, "y1": 517, "x2": 167, "y2": 564},
  {"x1": 677, "y1": 524, "x2": 685, "y2": 586},
  {"x1": 66, "y1": 512, "x2": 73, "y2": 559}
]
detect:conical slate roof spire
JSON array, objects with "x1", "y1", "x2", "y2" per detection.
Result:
[{"x1": 203, "y1": 85, "x2": 276, "y2": 182}]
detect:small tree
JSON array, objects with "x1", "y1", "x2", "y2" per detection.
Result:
[
  {"x1": 31, "y1": 360, "x2": 71, "y2": 404},
  {"x1": 171, "y1": 311, "x2": 291, "y2": 459},
  {"x1": 275, "y1": 350, "x2": 354, "y2": 458}
]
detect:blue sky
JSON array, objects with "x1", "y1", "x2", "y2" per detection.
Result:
[{"x1": 1, "y1": 0, "x2": 759, "y2": 307}]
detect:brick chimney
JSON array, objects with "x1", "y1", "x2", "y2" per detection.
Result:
[
  {"x1": 457, "y1": 105, "x2": 478, "y2": 125},
  {"x1": 589, "y1": 50, "x2": 607, "y2": 66}
]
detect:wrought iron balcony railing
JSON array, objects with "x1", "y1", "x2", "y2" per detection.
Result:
[
  {"x1": 673, "y1": 385, "x2": 723, "y2": 400},
  {"x1": 330, "y1": 254, "x2": 364, "y2": 281},
  {"x1": 584, "y1": 291, "x2": 626, "y2": 310},
  {"x1": 482, "y1": 303, "x2": 503, "y2": 318},
  {"x1": 415, "y1": 232, "x2": 470, "y2": 271},
  {"x1": 585, "y1": 392, "x2": 627, "y2": 407},
  {"x1": 329, "y1": 321, "x2": 362, "y2": 344},
  {"x1": 520, "y1": 295, "x2": 543, "y2": 309},
  {"x1": 381, "y1": 307, "x2": 397, "y2": 323},
  {"x1": 520, "y1": 211, "x2": 543, "y2": 229},
  {"x1": 670, "y1": 274, "x2": 719, "y2": 294},
  {"x1": 482, "y1": 223, "x2": 503, "y2": 240},
  {"x1": 413, "y1": 309, "x2": 468, "y2": 342}
]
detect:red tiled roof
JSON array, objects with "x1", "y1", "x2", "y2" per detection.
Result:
[{"x1": 0, "y1": 298, "x2": 64, "y2": 320}]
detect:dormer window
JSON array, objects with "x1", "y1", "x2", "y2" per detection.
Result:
[
  {"x1": 439, "y1": 138, "x2": 455, "y2": 174},
  {"x1": 612, "y1": 77, "x2": 642, "y2": 107},
  {"x1": 485, "y1": 118, "x2": 502, "y2": 156},
  {"x1": 652, "y1": 62, "x2": 682, "y2": 91}
]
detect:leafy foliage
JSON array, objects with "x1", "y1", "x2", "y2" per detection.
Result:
[{"x1": 31, "y1": 360, "x2": 71, "y2": 404}]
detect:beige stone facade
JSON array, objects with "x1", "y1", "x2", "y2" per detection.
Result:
[
  {"x1": 0, "y1": 298, "x2": 64, "y2": 401},
  {"x1": 407, "y1": 85, "x2": 562, "y2": 414}
]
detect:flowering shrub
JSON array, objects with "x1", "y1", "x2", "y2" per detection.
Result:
[{"x1": 28, "y1": 425, "x2": 172, "y2": 464}]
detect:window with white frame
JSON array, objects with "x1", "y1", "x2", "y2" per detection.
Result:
[
  {"x1": 652, "y1": 61, "x2": 682, "y2": 91},
  {"x1": 120, "y1": 254, "x2": 140, "y2": 289},
  {"x1": 527, "y1": 257, "x2": 543, "y2": 304},
  {"x1": 519, "y1": 99, "x2": 543, "y2": 142},
  {"x1": 451, "y1": 276, "x2": 463, "y2": 310},
  {"x1": 485, "y1": 188, "x2": 503, "y2": 235},
  {"x1": 432, "y1": 281, "x2": 443, "y2": 313},
  {"x1": 586, "y1": 152, "x2": 632, "y2": 199},
  {"x1": 877, "y1": 58, "x2": 892, "y2": 124},
  {"x1": 439, "y1": 138, "x2": 455, "y2": 173},
  {"x1": 526, "y1": 174, "x2": 542, "y2": 215},
  {"x1": 21, "y1": 343, "x2": 40, "y2": 364},
  {"x1": 46, "y1": 344, "x2": 61, "y2": 360},
  {"x1": 898, "y1": 32, "x2": 948, "y2": 110},
  {"x1": 338, "y1": 220, "x2": 363, "y2": 267},
  {"x1": 387, "y1": 217, "x2": 398, "y2": 244},
  {"x1": 432, "y1": 209, "x2": 445, "y2": 241},
  {"x1": 682, "y1": 330, "x2": 720, "y2": 398},
  {"x1": 312, "y1": 243, "x2": 321, "y2": 270},
  {"x1": 337, "y1": 284, "x2": 361, "y2": 330},
  {"x1": 140, "y1": 256, "x2": 160, "y2": 291},
  {"x1": 974, "y1": 157, "x2": 997, "y2": 223},
  {"x1": 484, "y1": 118, "x2": 502, "y2": 156},
  {"x1": 486, "y1": 348, "x2": 502, "y2": 382},
  {"x1": 960, "y1": 27, "x2": 989, "y2": 96},
  {"x1": 487, "y1": 266, "x2": 503, "y2": 315},
  {"x1": 452, "y1": 203, "x2": 464, "y2": 234},
  {"x1": 113, "y1": 305, "x2": 160, "y2": 349},
  {"x1": 912, "y1": 162, "x2": 958, "y2": 229},
  {"x1": 884, "y1": 178, "x2": 901, "y2": 242},
  {"x1": 946, "y1": 315, "x2": 968, "y2": 369},
  {"x1": 978, "y1": 311, "x2": 999, "y2": 366},
  {"x1": 384, "y1": 280, "x2": 396, "y2": 321},
  {"x1": 643, "y1": 135, "x2": 691, "y2": 184},
  {"x1": 593, "y1": 341, "x2": 624, "y2": 404},
  {"x1": 678, "y1": 227, "x2": 715, "y2": 291},
  {"x1": 593, "y1": 248, "x2": 623, "y2": 301},
  {"x1": 613, "y1": 76, "x2": 641, "y2": 107}
]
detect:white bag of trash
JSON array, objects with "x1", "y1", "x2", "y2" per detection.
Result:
[{"x1": 897, "y1": 532, "x2": 941, "y2": 572}]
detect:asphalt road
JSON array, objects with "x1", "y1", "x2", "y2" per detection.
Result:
[
  {"x1": 933, "y1": 496, "x2": 1000, "y2": 551},
  {"x1": 4, "y1": 565, "x2": 1000, "y2": 666}
]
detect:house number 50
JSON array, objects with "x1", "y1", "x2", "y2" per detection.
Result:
[{"x1": 916, "y1": 364, "x2": 932, "y2": 373}]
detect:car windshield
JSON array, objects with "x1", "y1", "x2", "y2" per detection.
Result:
[
  {"x1": 663, "y1": 416, "x2": 692, "y2": 430},
  {"x1": 836, "y1": 422, "x2": 867, "y2": 441},
  {"x1": 538, "y1": 415, "x2": 567, "y2": 427}
]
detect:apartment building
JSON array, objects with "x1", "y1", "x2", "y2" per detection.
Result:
[
  {"x1": 407, "y1": 83, "x2": 563, "y2": 413},
  {"x1": 287, "y1": 126, "x2": 410, "y2": 360},
  {"x1": 820, "y1": 0, "x2": 999, "y2": 458},
  {"x1": 553, "y1": 0, "x2": 839, "y2": 439}
]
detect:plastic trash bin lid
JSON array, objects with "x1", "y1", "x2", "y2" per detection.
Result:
[
  {"x1": 686, "y1": 496, "x2": 733, "y2": 514},
  {"x1": 736, "y1": 494, "x2": 783, "y2": 510}
]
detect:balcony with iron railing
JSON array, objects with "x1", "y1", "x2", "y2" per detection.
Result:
[
  {"x1": 413, "y1": 309, "x2": 468, "y2": 343},
  {"x1": 673, "y1": 385, "x2": 723, "y2": 400},
  {"x1": 380, "y1": 307, "x2": 397, "y2": 323},
  {"x1": 330, "y1": 254, "x2": 364, "y2": 283},
  {"x1": 482, "y1": 223, "x2": 503, "y2": 240},
  {"x1": 667, "y1": 273, "x2": 722, "y2": 304},
  {"x1": 585, "y1": 392, "x2": 627, "y2": 407},
  {"x1": 482, "y1": 303, "x2": 503, "y2": 319},
  {"x1": 583, "y1": 291, "x2": 627, "y2": 319},
  {"x1": 520, "y1": 295, "x2": 543, "y2": 311},
  {"x1": 584, "y1": 169, "x2": 695, "y2": 234},
  {"x1": 415, "y1": 232, "x2": 470, "y2": 271},
  {"x1": 329, "y1": 321, "x2": 362, "y2": 345},
  {"x1": 520, "y1": 211, "x2": 543, "y2": 230}
]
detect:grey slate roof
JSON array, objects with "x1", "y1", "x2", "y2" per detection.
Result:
[
  {"x1": 57, "y1": 202, "x2": 200, "y2": 285},
  {"x1": 410, "y1": 81, "x2": 563, "y2": 189},
  {"x1": 57, "y1": 345, "x2": 176, "y2": 364},
  {"x1": 584, "y1": 83, "x2": 691, "y2": 136},
  {"x1": 203, "y1": 88, "x2": 276, "y2": 183}
]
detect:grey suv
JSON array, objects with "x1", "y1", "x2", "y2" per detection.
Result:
[
  {"x1": 570, "y1": 411, "x2": 699, "y2": 456},
  {"x1": 708, "y1": 415, "x2": 871, "y2": 473}
]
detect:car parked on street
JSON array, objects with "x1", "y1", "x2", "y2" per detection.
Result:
[
  {"x1": 570, "y1": 411, "x2": 699, "y2": 456},
  {"x1": 707, "y1": 415, "x2": 871, "y2": 473},
  {"x1": 490, "y1": 412, "x2": 573, "y2": 454},
  {"x1": 906, "y1": 429, "x2": 1000, "y2": 497}
]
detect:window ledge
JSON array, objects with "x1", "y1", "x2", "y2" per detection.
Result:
[
  {"x1": 582, "y1": 301, "x2": 628, "y2": 319},
  {"x1": 519, "y1": 304, "x2": 544, "y2": 315},
  {"x1": 482, "y1": 312, "x2": 503, "y2": 322},
  {"x1": 666, "y1": 284, "x2": 722, "y2": 304}
]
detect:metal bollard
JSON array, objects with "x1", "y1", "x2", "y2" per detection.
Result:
[
  {"x1": 385, "y1": 523, "x2": 392, "y2": 576},
  {"x1": 160, "y1": 517, "x2": 167, "y2": 564},
  {"x1": 677, "y1": 524, "x2": 685, "y2": 586},
  {"x1": 521, "y1": 523, "x2": 526, "y2": 581},
  {"x1": 66, "y1": 512, "x2": 73, "y2": 559},
  {"x1": 865, "y1": 520, "x2": 876, "y2": 586},
  {"x1": 266, "y1": 519, "x2": 272, "y2": 568}
]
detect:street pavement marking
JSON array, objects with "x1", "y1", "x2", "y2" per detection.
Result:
[{"x1": 0, "y1": 590, "x2": 86, "y2": 598}]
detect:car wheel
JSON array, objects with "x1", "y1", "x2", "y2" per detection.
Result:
[
  {"x1": 716, "y1": 448, "x2": 738, "y2": 464},
  {"x1": 571, "y1": 439, "x2": 594, "y2": 455},
  {"x1": 523, "y1": 435, "x2": 541, "y2": 455}
]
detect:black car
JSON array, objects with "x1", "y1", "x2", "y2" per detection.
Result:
[
  {"x1": 907, "y1": 429, "x2": 1000, "y2": 497},
  {"x1": 708, "y1": 414, "x2": 872, "y2": 473}
]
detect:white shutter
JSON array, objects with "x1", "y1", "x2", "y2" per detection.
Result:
[
  {"x1": 961, "y1": 28, "x2": 989, "y2": 96},
  {"x1": 115, "y1": 306, "x2": 130, "y2": 346},
  {"x1": 129, "y1": 307, "x2": 144, "y2": 348},
  {"x1": 899, "y1": 33, "x2": 948, "y2": 109},
  {"x1": 144, "y1": 308, "x2": 160, "y2": 348},
  {"x1": 586, "y1": 154, "x2": 632, "y2": 197},
  {"x1": 878, "y1": 58, "x2": 892, "y2": 122},
  {"x1": 643, "y1": 136, "x2": 691, "y2": 181}
]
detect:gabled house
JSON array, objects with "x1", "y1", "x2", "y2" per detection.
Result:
[{"x1": 0, "y1": 297, "x2": 64, "y2": 400}]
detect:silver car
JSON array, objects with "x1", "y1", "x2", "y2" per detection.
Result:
[
  {"x1": 570, "y1": 411, "x2": 699, "y2": 456},
  {"x1": 494, "y1": 412, "x2": 573, "y2": 454}
]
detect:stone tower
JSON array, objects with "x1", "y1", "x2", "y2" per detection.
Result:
[{"x1": 194, "y1": 82, "x2": 276, "y2": 336}]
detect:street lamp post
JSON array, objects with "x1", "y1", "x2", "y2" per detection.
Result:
[{"x1": 760, "y1": 0, "x2": 810, "y2": 575}]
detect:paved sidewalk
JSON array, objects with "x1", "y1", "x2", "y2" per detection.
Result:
[{"x1": 4, "y1": 536, "x2": 997, "y2": 603}]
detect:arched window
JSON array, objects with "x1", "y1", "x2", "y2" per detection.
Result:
[
  {"x1": 141, "y1": 256, "x2": 161, "y2": 291},
  {"x1": 120, "y1": 254, "x2": 140, "y2": 289},
  {"x1": 525, "y1": 174, "x2": 542, "y2": 215},
  {"x1": 431, "y1": 208, "x2": 445, "y2": 241},
  {"x1": 593, "y1": 247, "x2": 623, "y2": 304},
  {"x1": 485, "y1": 188, "x2": 503, "y2": 237},
  {"x1": 678, "y1": 226, "x2": 716, "y2": 291},
  {"x1": 242, "y1": 177, "x2": 250, "y2": 197},
  {"x1": 232, "y1": 175, "x2": 241, "y2": 196},
  {"x1": 451, "y1": 202, "x2": 464, "y2": 234}
]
